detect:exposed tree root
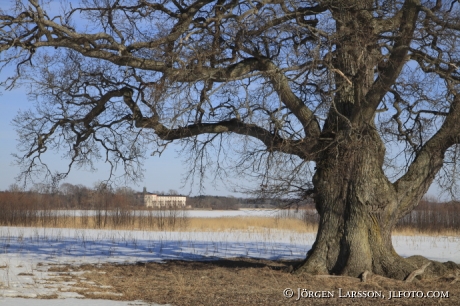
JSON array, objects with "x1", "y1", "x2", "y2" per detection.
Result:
[
  {"x1": 293, "y1": 255, "x2": 460, "y2": 283},
  {"x1": 405, "y1": 262, "x2": 431, "y2": 282},
  {"x1": 292, "y1": 255, "x2": 328, "y2": 276},
  {"x1": 312, "y1": 275, "x2": 359, "y2": 280},
  {"x1": 361, "y1": 270, "x2": 371, "y2": 282},
  {"x1": 447, "y1": 269, "x2": 460, "y2": 284}
]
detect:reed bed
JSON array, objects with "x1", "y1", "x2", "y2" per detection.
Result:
[
  {"x1": 0, "y1": 211, "x2": 458, "y2": 236},
  {"x1": 0, "y1": 191, "x2": 459, "y2": 235},
  {"x1": 0, "y1": 208, "x2": 189, "y2": 231}
]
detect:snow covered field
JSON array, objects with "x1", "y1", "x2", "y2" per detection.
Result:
[{"x1": 0, "y1": 225, "x2": 458, "y2": 305}]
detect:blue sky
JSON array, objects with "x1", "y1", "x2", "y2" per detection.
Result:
[{"x1": 0, "y1": 85, "x2": 240, "y2": 195}]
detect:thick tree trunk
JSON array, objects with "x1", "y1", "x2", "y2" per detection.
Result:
[
  {"x1": 295, "y1": 128, "x2": 417, "y2": 280},
  {"x1": 293, "y1": 2, "x2": 423, "y2": 279}
]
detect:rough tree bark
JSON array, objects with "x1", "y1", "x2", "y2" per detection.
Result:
[{"x1": 298, "y1": 128, "x2": 414, "y2": 279}]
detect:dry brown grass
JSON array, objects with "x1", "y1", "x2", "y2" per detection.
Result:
[
  {"x1": 3, "y1": 214, "x2": 460, "y2": 236},
  {"x1": 187, "y1": 216, "x2": 317, "y2": 232},
  {"x1": 0, "y1": 213, "x2": 189, "y2": 231},
  {"x1": 55, "y1": 258, "x2": 460, "y2": 306},
  {"x1": 0, "y1": 212, "x2": 317, "y2": 232},
  {"x1": 392, "y1": 226, "x2": 460, "y2": 237}
]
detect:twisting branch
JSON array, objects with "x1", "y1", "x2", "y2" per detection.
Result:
[
  {"x1": 120, "y1": 88, "x2": 313, "y2": 159},
  {"x1": 395, "y1": 93, "x2": 460, "y2": 218},
  {"x1": 358, "y1": 0, "x2": 421, "y2": 124}
]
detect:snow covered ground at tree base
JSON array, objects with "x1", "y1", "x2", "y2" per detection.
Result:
[{"x1": 0, "y1": 227, "x2": 458, "y2": 306}]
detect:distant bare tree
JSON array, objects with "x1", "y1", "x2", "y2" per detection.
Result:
[
  {"x1": 2, "y1": 0, "x2": 460, "y2": 278},
  {"x1": 168, "y1": 189, "x2": 178, "y2": 195}
]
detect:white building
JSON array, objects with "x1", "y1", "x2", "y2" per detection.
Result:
[{"x1": 143, "y1": 193, "x2": 186, "y2": 208}]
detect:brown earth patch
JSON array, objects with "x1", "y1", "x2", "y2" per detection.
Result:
[{"x1": 65, "y1": 258, "x2": 460, "y2": 305}]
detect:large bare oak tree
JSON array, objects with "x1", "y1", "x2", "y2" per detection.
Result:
[{"x1": 2, "y1": 0, "x2": 460, "y2": 279}]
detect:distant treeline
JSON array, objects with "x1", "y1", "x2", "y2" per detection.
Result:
[
  {"x1": 396, "y1": 199, "x2": 460, "y2": 233},
  {"x1": 2, "y1": 183, "x2": 139, "y2": 210},
  {"x1": 1, "y1": 183, "x2": 292, "y2": 210}
]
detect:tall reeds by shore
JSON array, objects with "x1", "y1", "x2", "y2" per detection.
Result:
[{"x1": 0, "y1": 190, "x2": 458, "y2": 235}]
